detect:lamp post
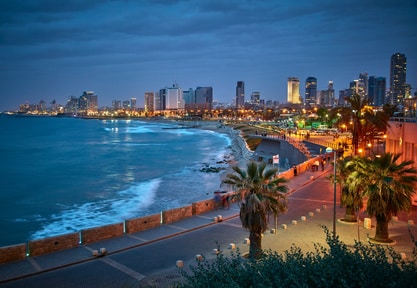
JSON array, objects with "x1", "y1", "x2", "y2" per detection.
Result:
[{"x1": 326, "y1": 147, "x2": 337, "y2": 237}]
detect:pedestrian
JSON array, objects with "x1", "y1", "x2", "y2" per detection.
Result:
[
  {"x1": 293, "y1": 164, "x2": 297, "y2": 176},
  {"x1": 214, "y1": 191, "x2": 222, "y2": 210},
  {"x1": 221, "y1": 191, "x2": 230, "y2": 209}
]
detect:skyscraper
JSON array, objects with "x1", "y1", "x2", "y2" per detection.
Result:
[
  {"x1": 358, "y1": 72, "x2": 368, "y2": 97},
  {"x1": 130, "y1": 98, "x2": 137, "y2": 110},
  {"x1": 236, "y1": 81, "x2": 245, "y2": 108},
  {"x1": 165, "y1": 83, "x2": 184, "y2": 110},
  {"x1": 80, "y1": 91, "x2": 98, "y2": 111},
  {"x1": 251, "y1": 92, "x2": 260, "y2": 105},
  {"x1": 305, "y1": 77, "x2": 317, "y2": 107},
  {"x1": 144, "y1": 92, "x2": 154, "y2": 112},
  {"x1": 195, "y1": 87, "x2": 213, "y2": 110},
  {"x1": 368, "y1": 76, "x2": 386, "y2": 106},
  {"x1": 328, "y1": 81, "x2": 335, "y2": 106},
  {"x1": 287, "y1": 77, "x2": 301, "y2": 104},
  {"x1": 390, "y1": 53, "x2": 407, "y2": 105}
]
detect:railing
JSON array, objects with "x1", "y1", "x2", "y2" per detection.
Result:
[{"x1": 304, "y1": 138, "x2": 338, "y2": 150}]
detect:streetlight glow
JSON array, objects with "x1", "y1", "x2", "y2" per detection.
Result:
[{"x1": 326, "y1": 147, "x2": 337, "y2": 237}]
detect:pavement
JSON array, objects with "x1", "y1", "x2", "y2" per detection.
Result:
[{"x1": 1, "y1": 167, "x2": 417, "y2": 287}]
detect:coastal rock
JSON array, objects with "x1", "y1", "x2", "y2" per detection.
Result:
[{"x1": 200, "y1": 166, "x2": 225, "y2": 173}]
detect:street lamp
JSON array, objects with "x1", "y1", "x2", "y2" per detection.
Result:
[{"x1": 326, "y1": 147, "x2": 337, "y2": 237}]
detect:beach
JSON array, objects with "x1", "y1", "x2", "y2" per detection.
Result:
[{"x1": 185, "y1": 120, "x2": 254, "y2": 178}]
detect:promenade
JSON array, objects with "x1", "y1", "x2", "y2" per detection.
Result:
[{"x1": 1, "y1": 166, "x2": 417, "y2": 287}]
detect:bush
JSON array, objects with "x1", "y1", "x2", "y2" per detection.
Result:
[{"x1": 176, "y1": 227, "x2": 417, "y2": 288}]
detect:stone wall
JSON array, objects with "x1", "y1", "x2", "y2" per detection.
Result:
[
  {"x1": 125, "y1": 213, "x2": 161, "y2": 234},
  {"x1": 0, "y1": 243, "x2": 26, "y2": 264},
  {"x1": 81, "y1": 222, "x2": 124, "y2": 244},
  {"x1": 0, "y1": 153, "x2": 332, "y2": 264},
  {"x1": 192, "y1": 199, "x2": 216, "y2": 215},
  {"x1": 28, "y1": 232, "x2": 79, "y2": 257},
  {"x1": 162, "y1": 205, "x2": 193, "y2": 224}
]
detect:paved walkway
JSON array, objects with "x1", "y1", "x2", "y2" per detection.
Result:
[{"x1": 1, "y1": 167, "x2": 416, "y2": 287}]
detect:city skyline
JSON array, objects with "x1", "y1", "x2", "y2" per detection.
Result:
[{"x1": 1, "y1": 0, "x2": 416, "y2": 111}]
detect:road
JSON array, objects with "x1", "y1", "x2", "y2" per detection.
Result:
[{"x1": 2, "y1": 168, "x2": 416, "y2": 287}]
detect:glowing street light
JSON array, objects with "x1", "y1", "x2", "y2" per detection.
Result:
[{"x1": 326, "y1": 147, "x2": 337, "y2": 237}]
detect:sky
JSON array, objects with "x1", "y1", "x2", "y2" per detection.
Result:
[{"x1": 1, "y1": 0, "x2": 416, "y2": 111}]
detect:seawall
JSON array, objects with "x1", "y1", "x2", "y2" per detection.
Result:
[{"x1": 0, "y1": 154, "x2": 329, "y2": 265}]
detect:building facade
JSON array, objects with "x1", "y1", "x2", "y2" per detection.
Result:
[
  {"x1": 159, "y1": 83, "x2": 184, "y2": 110},
  {"x1": 287, "y1": 77, "x2": 301, "y2": 104},
  {"x1": 305, "y1": 77, "x2": 317, "y2": 108},
  {"x1": 130, "y1": 98, "x2": 137, "y2": 110},
  {"x1": 144, "y1": 92, "x2": 155, "y2": 112},
  {"x1": 251, "y1": 92, "x2": 260, "y2": 105},
  {"x1": 194, "y1": 86, "x2": 213, "y2": 110},
  {"x1": 368, "y1": 76, "x2": 386, "y2": 106},
  {"x1": 389, "y1": 52, "x2": 407, "y2": 105},
  {"x1": 236, "y1": 81, "x2": 245, "y2": 108}
]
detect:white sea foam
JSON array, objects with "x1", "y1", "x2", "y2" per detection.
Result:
[{"x1": 30, "y1": 178, "x2": 161, "y2": 240}]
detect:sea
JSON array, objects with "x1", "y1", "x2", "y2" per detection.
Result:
[{"x1": 0, "y1": 115, "x2": 232, "y2": 247}]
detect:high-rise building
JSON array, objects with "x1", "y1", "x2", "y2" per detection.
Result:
[
  {"x1": 144, "y1": 92, "x2": 154, "y2": 112},
  {"x1": 305, "y1": 77, "x2": 317, "y2": 107},
  {"x1": 123, "y1": 100, "x2": 130, "y2": 109},
  {"x1": 390, "y1": 53, "x2": 407, "y2": 105},
  {"x1": 182, "y1": 88, "x2": 194, "y2": 105},
  {"x1": 157, "y1": 89, "x2": 166, "y2": 111},
  {"x1": 162, "y1": 83, "x2": 184, "y2": 110},
  {"x1": 80, "y1": 91, "x2": 98, "y2": 111},
  {"x1": 130, "y1": 98, "x2": 137, "y2": 110},
  {"x1": 250, "y1": 92, "x2": 260, "y2": 105},
  {"x1": 368, "y1": 76, "x2": 386, "y2": 106},
  {"x1": 287, "y1": 77, "x2": 301, "y2": 104},
  {"x1": 359, "y1": 73, "x2": 368, "y2": 97},
  {"x1": 328, "y1": 81, "x2": 335, "y2": 106},
  {"x1": 338, "y1": 89, "x2": 352, "y2": 107},
  {"x1": 112, "y1": 100, "x2": 122, "y2": 110},
  {"x1": 236, "y1": 81, "x2": 245, "y2": 108},
  {"x1": 350, "y1": 79, "x2": 366, "y2": 98},
  {"x1": 195, "y1": 87, "x2": 213, "y2": 110}
]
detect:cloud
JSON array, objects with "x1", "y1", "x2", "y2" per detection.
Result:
[{"x1": 0, "y1": 0, "x2": 416, "y2": 110}]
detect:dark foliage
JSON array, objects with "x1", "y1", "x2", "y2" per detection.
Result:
[{"x1": 176, "y1": 227, "x2": 417, "y2": 288}]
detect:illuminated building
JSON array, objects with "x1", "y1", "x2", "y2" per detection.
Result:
[{"x1": 287, "y1": 77, "x2": 301, "y2": 104}]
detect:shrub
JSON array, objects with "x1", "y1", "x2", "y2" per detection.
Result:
[{"x1": 176, "y1": 227, "x2": 417, "y2": 288}]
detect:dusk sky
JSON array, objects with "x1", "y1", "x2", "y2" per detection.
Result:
[{"x1": 1, "y1": 0, "x2": 416, "y2": 111}]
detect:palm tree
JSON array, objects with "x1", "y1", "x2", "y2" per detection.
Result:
[
  {"x1": 222, "y1": 161, "x2": 288, "y2": 258},
  {"x1": 347, "y1": 94, "x2": 390, "y2": 155},
  {"x1": 347, "y1": 94, "x2": 368, "y2": 155},
  {"x1": 331, "y1": 156, "x2": 364, "y2": 223},
  {"x1": 354, "y1": 153, "x2": 417, "y2": 243}
]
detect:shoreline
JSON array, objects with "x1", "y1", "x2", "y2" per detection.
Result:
[
  {"x1": 178, "y1": 120, "x2": 254, "y2": 181},
  {"x1": 0, "y1": 118, "x2": 251, "y2": 248},
  {"x1": 140, "y1": 117, "x2": 254, "y2": 182}
]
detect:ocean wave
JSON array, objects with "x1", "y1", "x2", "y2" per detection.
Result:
[{"x1": 30, "y1": 178, "x2": 161, "y2": 240}]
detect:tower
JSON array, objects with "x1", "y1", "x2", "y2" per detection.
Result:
[
  {"x1": 368, "y1": 76, "x2": 386, "y2": 106},
  {"x1": 390, "y1": 53, "x2": 407, "y2": 105},
  {"x1": 144, "y1": 92, "x2": 155, "y2": 112},
  {"x1": 305, "y1": 77, "x2": 317, "y2": 107},
  {"x1": 130, "y1": 98, "x2": 137, "y2": 110},
  {"x1": 328, "y1": 81, "x2": 335, "y2": 106},
  {"x1": 287, "y1": 77, "x2": 301, "y2": 104},
  {"x1": 236, "y1": 81, "x2": 245, "y2": 108},
  {"x1": 195, "y1": 87, "x2": 213, "y2": 110}
]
